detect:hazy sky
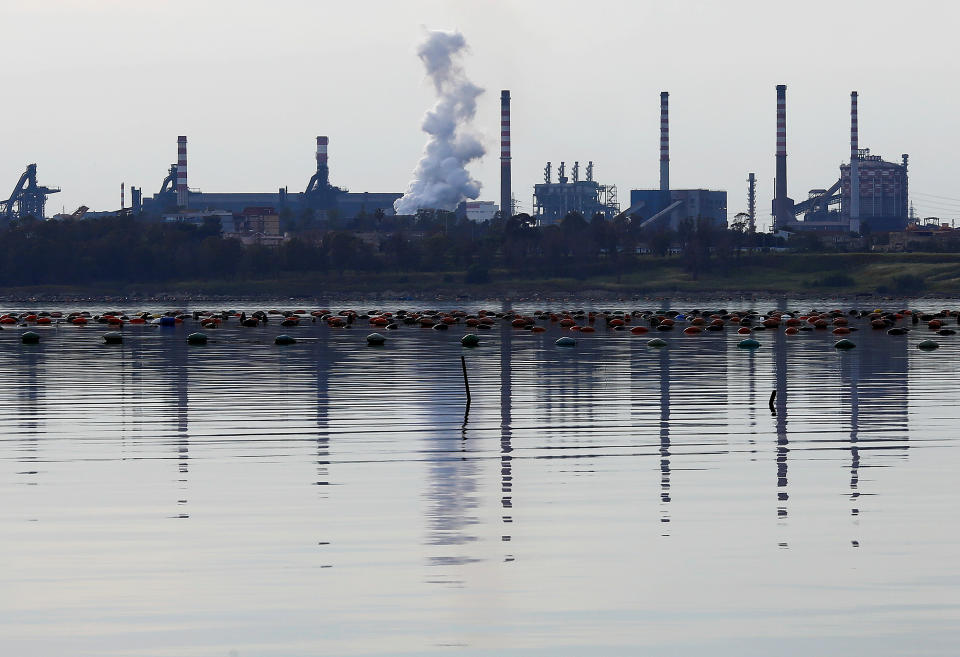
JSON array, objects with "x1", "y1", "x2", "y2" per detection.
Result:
[{"x1": 3, "y1": 0, "x2": 959, "y2": 227}]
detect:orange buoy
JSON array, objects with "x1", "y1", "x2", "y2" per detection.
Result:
[
  {"x1": 785, "y1": 327, "x2": 799, "y2": 335},
  {"x1": 737, "y1": 327, "x2": 751, "y2": 334},
  {"x1": 580, "y1": 326, "x2": 596, "y2": 333},
  {"x1": 630, "y1": 326, "x2": 648, "y2": 334},
  {"x1": 72, "y1": 317, "x2": 88, "y2": 325},
  {"x1": 531, "y1": 326, "x2": 546, "y2": 333},
  {"x1": 832, "y1": 327, "x2": 851, "y2": 335},
  {"x1": 683, "y1": 326, "x2": 702, "y2": 335}
]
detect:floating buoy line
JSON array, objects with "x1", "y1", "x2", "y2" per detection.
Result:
[{"x1": 0, "y1": 306, "x2": 954, "y2": 353}]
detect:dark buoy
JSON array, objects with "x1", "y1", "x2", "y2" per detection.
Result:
[
  {"x1": 834, "y1": 339, "x2": 856, "y2": 350},
  {"x1": 186, "y1": 332, "x2": 208, "y2": 345},
  {"x1": 102, "y1": 332, "x2": 123, "y2": 345},
  {"x1": 555, "y1": 336, "x2": 576, "y2": 347},
  {"x1": 366, "y1": 332, "x2": 386, "y2": 345},
  {"x1": 274, "y1": 334, "x2": 297, "y2": 345},
  {"x1": 460, "y1": 333, "x2": 480, "y2": 347},
  {"x1": 737, "y1": 338, "x2": 761, "y2": 349},
  {"x1": 646, "y1": 338, "x2": 667, "y2": 347},
  {"x1": 21, "y1": 331, "x2": 40, "y2": 344},
  {"x1": 918, "y1": 339, "x2": 939, "y2": 351}
]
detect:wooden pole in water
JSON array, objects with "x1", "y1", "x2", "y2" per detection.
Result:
[
  {"x1": 769, "y1": 389, "x2": 777, "y2": 414},
  {"x1": 461, "y1": 355, "x2": 471, "y2": 406}
]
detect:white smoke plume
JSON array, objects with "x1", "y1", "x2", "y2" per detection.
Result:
[{"x1": 394, "y1": 30, "x2": 485, "y2": 215}]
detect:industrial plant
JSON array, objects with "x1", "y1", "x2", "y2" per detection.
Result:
[
  {"x1": 0, "y1": 81, "x2": 919, "y2": 247},
  {"x1": 772, "y1": 85, "x2": 910, "y2": 234},
  {"x1": 135, "y1": 136, "x2": 402, "y2": 220},
  {"x1": 533, "y1": 161, "x2": 620, "y2": 225},
  {"x1": 622, "y1": 92, "x2": 728, "y2": 230}
]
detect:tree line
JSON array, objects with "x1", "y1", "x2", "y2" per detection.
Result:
[{"x1": 0, "y1": 210, "x2": 786, "y2": 287}]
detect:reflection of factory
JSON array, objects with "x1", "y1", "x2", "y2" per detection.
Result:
[
  {"x1": 533, "y1": 161, "x2": 620, "y2": 226},
  {"x1": 625, "y1": 93, "x2": 728, "y2": 230},
  {"x1": 773, "y1": 87, "x2": 909, "y2": 234},
  {"x1": 136, "y1": 136, "x2": 401, "y2": 220}
]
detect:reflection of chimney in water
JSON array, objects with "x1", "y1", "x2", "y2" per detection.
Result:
[
  {"x1": 659, "y1": 347, "x2": 671, "y2": 534},
  {"x1": 774, "y1": 331, "x2": 789, "y2": 525},
  {"x1": 500, "y1": 300, "x2": 514, "y2": 559}
]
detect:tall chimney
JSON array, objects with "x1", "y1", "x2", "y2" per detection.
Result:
[
  {"x1": 773, "y1": 85, "x2": 788, "y2": 230},
  {"x1": 500, "y1": 90, "x2": 512, "y2": 217},
  {"x1": 748, "y1": 172, "x2": 756, "y2": 233},
  {"x1": 660, "y1": 91, "x2": 669, "y2": 194},
  {"x1": 316, "y1": 136, "x2": 329, "y2": 188},
  {"x1": 176, "y1": 135, "x2": 188, "y2": 208},
  {"x1": 850, "y1": 91, "x2": 860, "y2": 221}
]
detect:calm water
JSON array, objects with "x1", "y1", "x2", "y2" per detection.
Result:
[{"x1": 1, "y1": 301, "x2": 958, "y2": 656}]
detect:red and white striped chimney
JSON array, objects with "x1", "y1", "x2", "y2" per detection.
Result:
[
  {"x1": 850, "y1": 91, "x2": 860, "y2": 220},
  {"x1": 316, "y1": 136, "x2": 329, "y2": 188},
  {"x1": 176, "y1": 136, "x2": 188, "y2": 208},
  {"x1": 660, "y1": 91, "x2": 669, "y2": 193},
  {"x1": 500, "y1": 90, "x2": 512, "y2": 218},
  {"x1": 773, "y1": 84, "x2": 788, "y2": 230}
]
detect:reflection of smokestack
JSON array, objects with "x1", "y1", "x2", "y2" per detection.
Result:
[
  {"x1": 773, "y1": 85, "x2": 788, "y2": 230},
  {"x1": 317, "y1": 136, "x2": 329, "y2": 188},
  {"x1": 176, "y1": 135, "x2": 188, "y2": 208},
  {"x1": 850, "y1": 91, "x2": 859, "y2": 220},
  {"x1": 500, "y1": 90, "x2": 511, "y2": 217},
  {"x1": 660, "y1": 91, "x2": 669, "y2": 193}
]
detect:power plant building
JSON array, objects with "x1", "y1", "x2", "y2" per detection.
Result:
[
  {"x1": 624, "y1": 91, "x2": 727, "y2": 231},
  {"x1": 533, "y1": 161, "x2": 619, "y2": 225},
  {"x1": 138, "y1": 136, "x2": 401, "y2": 220},
  {"x1": 773, "y1": 87, "x2": 909, "y2": 234},
  {"x1": 626, "y1": 189, "x2": 728, "y2": 230}
]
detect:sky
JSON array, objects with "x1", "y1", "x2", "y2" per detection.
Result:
[{"x1": 2, "y1": 0, "x2": 960, "y2": 228}]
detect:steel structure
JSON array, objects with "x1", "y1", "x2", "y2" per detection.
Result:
[
  {"x1": 1, "y1": 164, "x2": 60, "y2": 221},
  {"x1": 533, "y1": 160, "x2": 619, "y2": 225}
]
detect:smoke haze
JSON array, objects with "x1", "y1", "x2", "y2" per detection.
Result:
[{"x1": 394, "y1": 30, "x2": 485, "y2": 215}]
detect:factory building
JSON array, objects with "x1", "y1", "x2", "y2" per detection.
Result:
[
  {"x1": 839, "y1": 151, "x2": 909, "y2": 232},
  {"x1": 137, "y1": 136, "x2": 401, "y2": 221},
  {"x1": 773, "y1": 88, "x2": 909, "y2": 234},
  {"x1": 627, "y1": 189, "x2": 728, "y2": 230},
  {"x1": 533, "y1": 161, "x2": 619, "y2": 226},
  {"x1": 624, "y1": 92, "x2": 727, "y2": 231},
  {"x1": 456, "y1": 200, "x2": 498, "y2": 222}
]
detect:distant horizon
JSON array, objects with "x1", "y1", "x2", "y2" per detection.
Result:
[{"x1": 3, "y1": 1, "x2": 958, "y2": 228}]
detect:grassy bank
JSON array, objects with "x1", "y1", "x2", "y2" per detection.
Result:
[{"x1": 2, "y1": 252, "x2": 960, "y2": 300}]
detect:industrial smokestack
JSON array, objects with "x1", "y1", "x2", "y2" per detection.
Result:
[
  {"x1": 660, "y1": 91, "x2": 669, "y2": 193},
  {"x1": 748, "y1": 172, "x2": 756, "y2": 233},
  {"x1": 500, "y1": 90, "x2": 512, "y2": 217},
  {"x1": 850, "y1": 91, "x2": 860, "y2": 221},
  {"x1": 773, "y1": 85, "x2": 789, "y2": 230},
  {"x1": 176, "y1": 136, "x2": 188, "y2": 208},
  {"x1": 317, "y1": 136, "x2": 329, "y2": 188}
]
